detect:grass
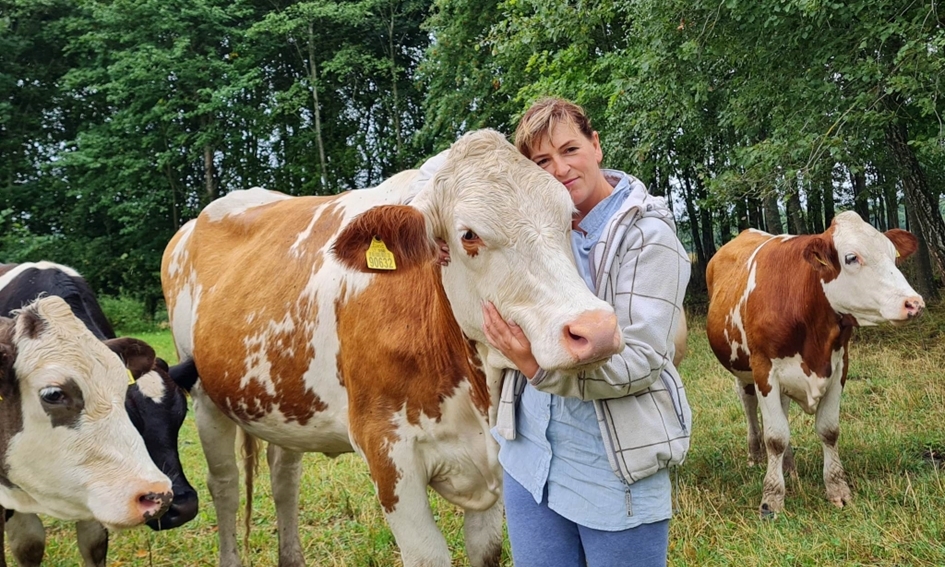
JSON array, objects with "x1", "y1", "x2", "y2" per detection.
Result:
[{"x1": 26, "y1": 306, "x2": 945, "y2": 566}]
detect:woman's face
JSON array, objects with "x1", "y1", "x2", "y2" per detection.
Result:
[{"x1": 528, "y1": 119, "x2": 609, "y2": 218}]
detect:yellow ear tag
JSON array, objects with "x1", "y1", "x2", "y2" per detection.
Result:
[
  {"x1": 127, "y1": 369, "x2": 136, "y2": 385},
  {"x1": 816, "y1": 256, "x2": 828, "y2": 266},
  {"x1": 366, "y1": 237, "x2": 397, "y2": 270},
  {"x1": 896, "y1": 250, "x2": 901, "y2": 258}
]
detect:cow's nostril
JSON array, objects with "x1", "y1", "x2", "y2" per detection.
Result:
[{"x1": 139, "y1": 491, "x2": 172, "y2": 520}]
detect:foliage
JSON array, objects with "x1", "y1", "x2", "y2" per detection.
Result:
[{"x1": 98, "y1": 295, "x2": 167, "y2": 334}]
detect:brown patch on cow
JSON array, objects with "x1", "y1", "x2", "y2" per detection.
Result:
[
  {"x1": 743, "y1": 383, "x2": 756, "y2": 396},
  {"x1": 821, "y1": 428, "x2": 839, "y2": 447},
  {"x1": 336, "y1": 260, "x2": 488, "y2": 513},
  {"x1": 16, "y1": 308, "x2": 45, "y2": 340},
  {"x1": 802, "y1": 233, "x2": 841, "y2": 283},
  {"x1": 332, "y1": 205, "x2": 437, "y2": 272},
  {"x1": 181, "y1": 195, "x2": 346, "y2": 426},
  {"x1": 0, "y1": 319, "x2": 23, "y2": 488},
  {"x1": 765, "y1": 436, "x2": 786, "y2": 456},
  {"x1": 104, "y1": 337, "x2": 156, "y2": 379},
  {"x1": 885, "y1": 228, "x2": 918, "y2": 264}
]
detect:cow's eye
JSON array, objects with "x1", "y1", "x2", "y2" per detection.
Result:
[
  {"x1": 461, "y1": 230, "x2": 478, "y2": 241},
  {"x1": 39, "y1": 387, "x2": 67, "y2": 405},
  {"x1": 844, "y1": 254, "x2": 858, "y2": 265}
]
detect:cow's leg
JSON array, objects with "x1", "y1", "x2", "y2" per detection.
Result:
[
  {"x1": 75, "y1": 520, "x2": 108, "y2": 567},
  {"x1": 816, "y1": 377, "x2": 851, "y2": 508},
  {"x1": 736, "y1": 379, "x2": 765, "y2": 466},
  {"x1": 463, "y1": 499, "x2": 504, "y2": 567},
  {"x1": 780, "y1": 393, "x2": 796, "y2": 476},
  {"x1": 5, "y1": 513, "x2": 45, "y2": 567},
  {"x1": 755, "y1": 366, "x2": 790, "y2": 517},
  {"x1": 365, "y1": 445, "x2": 450, "y2": 567},
  {"x1": 193, "y1": 386, "x2": 243, "y2": 567},
  {"x1": 266, "y1": 444, "x2": 305, "y2": 567}
]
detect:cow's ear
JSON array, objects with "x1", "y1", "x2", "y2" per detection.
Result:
[
  {"x1": 332, "y1": 205, "x2": 437, "y2": 272},
  {"x1": 803, "y1": 236, "x2": 840, "y2": 277},
  {"x1": 885, "y1": 228, "x2": 919, "y2": 264},
  {"x1": 103, "y1": 337, "x2": 156, "y2": 380}
]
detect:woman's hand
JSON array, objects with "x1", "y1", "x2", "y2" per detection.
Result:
[{"x1": 481, "y1": 301, "x2": 540, "y2": 379}]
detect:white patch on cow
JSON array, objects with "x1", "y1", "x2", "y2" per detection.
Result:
[
  {"x1": 380, "y1": 382, "x2": 502, "y2": 511},
  {"x1": 0, "y1": 261, "x2": 81, "y2": 294},
  {"x1": 821, "y1": 211, "x2": 923, "y2": 325},
  {"x1": 768, "y1": 348, "x2": 844, "y2": 414},
  {"x1": 134, "y1": 370, "x2": 166, "y2": 403},
  {"x1": 203, "y1": 187, "x2": 290, "y2": 222},
  {"x1": 164, "y1": 221, "x2": 195, "y2": 279},
  {"x1": 240, "y1": 311, "x2": 296, "y2": 395}
]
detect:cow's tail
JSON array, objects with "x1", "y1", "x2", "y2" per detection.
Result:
[{"x1": 238, "y1": 428, "x2": 263, "y2": 562}]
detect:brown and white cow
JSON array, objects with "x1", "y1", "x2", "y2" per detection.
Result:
[
  {"x1": 162, "y1": 129, "x2": 622, "y2": 567},
  {"x1": 706, "y1": 210, "x2": 924, "y2": 517},
  {"x1": 0, "y1": 296, "x2": 173, "y2": 528}
]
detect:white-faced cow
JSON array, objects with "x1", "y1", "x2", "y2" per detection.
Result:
[
  {"x1": 705, "y1": 210, "x2": 924, "y2": 517},
  {"x1": 0, "y1": 262, "x2": 198, "y2": 566},
  {"x1": 0, "y1": 296, "x2": 173, "y2": 532},
  {"x1": 161, "y1": 129, "x2": 622, "y2": 567}
]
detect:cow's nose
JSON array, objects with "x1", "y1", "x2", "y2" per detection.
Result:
[
  {"x1": 562, "y1": 309, "x2": 622, "y2": 363},
  {"x1": 147, "y1": 489, "x2": 198, "y2": 531},
  {"x1": 137, "y1": 490, "x2": 173, "y2": 523},
  {"x1": 905, "y1": 296, "x2": 925, "y2": 319}
]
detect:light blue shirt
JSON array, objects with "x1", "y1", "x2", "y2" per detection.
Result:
[{"x1": 494, "y1": 170, "x2": 671, "y2": 530}]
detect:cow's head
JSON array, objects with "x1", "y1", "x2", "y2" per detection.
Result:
[
  {"x1": 333, "y1": 129, "x2": 622, "y2": 372},
  {"x1": 116, "y1": 340, "x2": 198, "y2": 530},
  {"x1": 804, "y1": 210, "x2": 924, "y2": 325},
  {"x1": 0, "y1": 296, "x2": 173, "y2": 529}
]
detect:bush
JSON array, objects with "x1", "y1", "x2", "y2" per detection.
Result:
[{"x1": 98, "y1": 295, "x2": 163, "y2": 334}]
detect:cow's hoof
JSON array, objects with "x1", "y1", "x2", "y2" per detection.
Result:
[
  {"x1": 829, "y1": 497, "x2": 847, "y2": 508},
  {"x1": 759, "y1": 502, "x2": 778, "y2": 520}
]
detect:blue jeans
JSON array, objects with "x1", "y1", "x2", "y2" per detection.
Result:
[{"x1": 504, "y1": 472, "x2": 670, "y2": 567}]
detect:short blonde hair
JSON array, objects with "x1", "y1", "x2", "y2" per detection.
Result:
[{"x1": 513, "y1": 97, "x2": 594, "y2": 159}]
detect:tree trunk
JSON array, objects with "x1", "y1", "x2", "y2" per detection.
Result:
[
  {"x1": 747, "y1": 196, "x2": 763, "y2": 230},
  {"x1": 682, "y1": 175, "x2": 704, "y2": 264},
  {"x1": 785, "y1": 190, "x2": 806, "y2": 234},
  {"x1": 822, "y1": 173, "x2": 835, "y2": 228},
  {"x1": 697, "y1": 182, "x2": 716, "y2": 260},
  {"x1": 882, "y1": 181, "x2": 900, "y2": 230},
  {"x1": 903, "y1": 199, "x2": 939, "y2": 301},
  {"x1": 203, "y1": 145, "x2": 216, "y2": 204},
  {"x1": 806, "y1": 179, "x2": 824, "y2": 234},
  {"x1": 308, "y1": 22, "x2": 328, "y2": 193},
  {"x1": 885, "y1": 118, "x2": 945, "y2": 273},
  {"x1": 850, "y1": 167, "x2": 870, "y2": 221},
  {"x1": 735, "y1": 199, "x2": 750, "y2": 232},
  {"x1": 386, "y1": 8, "x2": 403, "y2": 169},
  {"x1": 681, "y1": 174, "x2": 707, "y2": 296},
  {"x1": 763, "y1": 193, "x2": 782, "y2": 235}
]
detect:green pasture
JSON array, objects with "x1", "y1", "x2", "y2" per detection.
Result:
[{"x1": 26, "y1": 306, "x2": 945, "y2": 566}]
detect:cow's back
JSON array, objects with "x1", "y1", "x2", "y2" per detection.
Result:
[{"x1": 706, "y1": 229, "x2": 776, "y2": 373}]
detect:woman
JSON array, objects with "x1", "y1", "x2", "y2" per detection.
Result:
[{"x1": 482, "y1": 97, "x2": 691, "y2": 567}]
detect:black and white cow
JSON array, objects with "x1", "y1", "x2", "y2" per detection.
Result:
[
  {"x1": 0, "y1": 297, "x2": 173, "y2": 528},
  {"x1": 0, "y1": 262, "x2": 198, "y2": 566}
]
